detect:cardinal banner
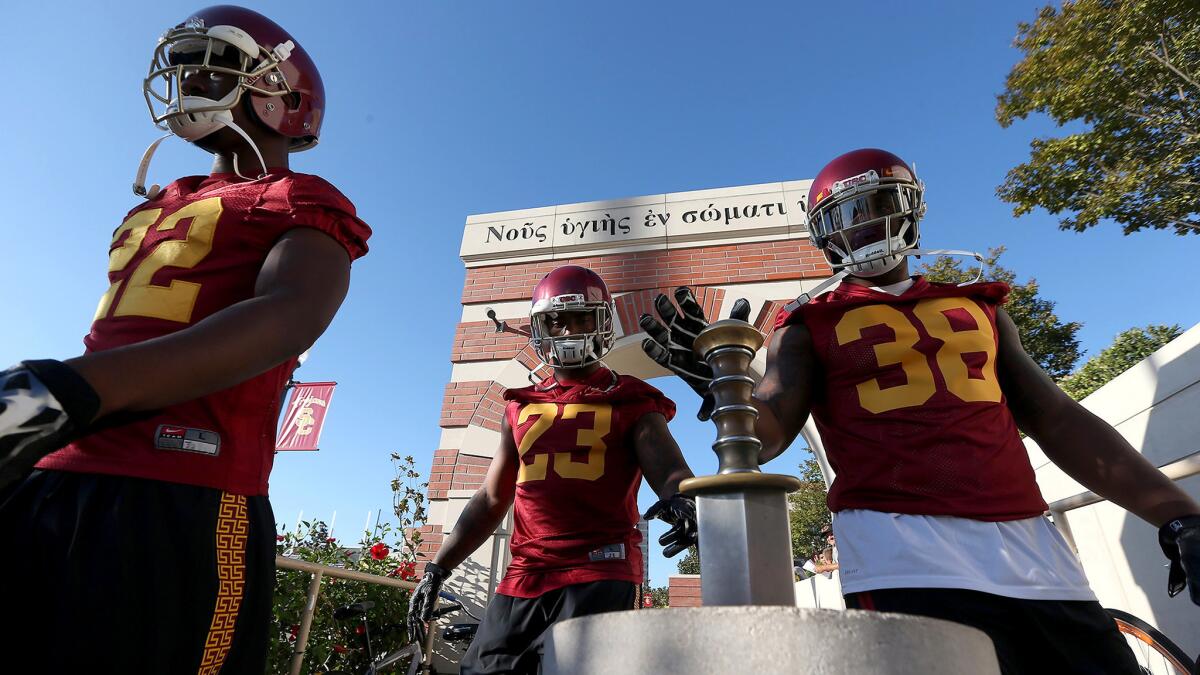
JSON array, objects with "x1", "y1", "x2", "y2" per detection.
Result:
[{"x1": 277, "y1": 381, "x2": 337, "y2": 451}]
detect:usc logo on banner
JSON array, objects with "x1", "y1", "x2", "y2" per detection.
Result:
[{"x1": 277, "y1": 381, "x2": 337, "y2": 451}]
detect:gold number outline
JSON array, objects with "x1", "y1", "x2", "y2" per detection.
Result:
[
  {"x1": 514, "y1": 402, "x2": 613, "y2": 484},
  {"x1": 94, "y1": 197, "x2": 224, "y2": 324},
  {"x1": 912, "y1": 298, "x2": 1002, "y2": 403},
  {"x1": 835, "y1": 304, "x2": 936, "y2": 413},
  {"x1": 834, "y1": 297, "x2": 1002, "y2": 413},
  {"x1": 516, "y1": 403, "x2": 556, "y2": 484}
]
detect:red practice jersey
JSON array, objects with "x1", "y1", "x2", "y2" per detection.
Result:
[
  {"x1": 775, "y1": 277, "x2": 1047, "y2": 521},
  {"x1": 38, "y1": 171, "x2": 371, "y2": 495},
  {"x1": 497, "y1": 367, "x2": 675, "y2": 598}
]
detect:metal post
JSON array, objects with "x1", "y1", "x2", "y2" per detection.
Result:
[
  {"x1": 420, "y1": 596, "x2": 441, "y2": 673},
  {"x1": 288, "y1": 570, "x2": 324, "y2": 675},
  {"x1": 696, "y1": 486, "x2": 797, "y2": 605},
  {"x1": 681, "y1": 319, "x2": 801, "y2": 606},
  {"x1": 1048, "y1": 509, "x2": 1078, "y2": 554}
]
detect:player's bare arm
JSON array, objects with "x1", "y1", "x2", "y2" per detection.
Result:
[
  {"x1": 632, "y1": 412, "x2": 694, "y2": 498},
  {"x1": 410, "y1": 417, "x2": 520, "y2": 642},
  {"x1": 996, "y1": 308, "x2": 1200, "y2": 526},
  {"x1": 66, "y1": 228, "x2": 351, "y2": 420},
  {"x1": 430, "y1": 416, "x2": 520, "y2": 571},
  {"x1": 754, "y1": 322, "x2": 817, "y2": 465},
  {"x1": 634, "y1": 410, "x2": 701, "y2": 558}
]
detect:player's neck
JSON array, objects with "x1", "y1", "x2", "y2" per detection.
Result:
[
  {"x1": 844, "y1": 261, "x2": 911, "y2": 288},
  {"x1": 553, "y1": 362, "x2": 603, "y2": 385},
  {"x1": 210, "y1": 139, "x2": 290, "y2": 176}
]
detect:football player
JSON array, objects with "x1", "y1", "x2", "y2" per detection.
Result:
[
  {"x1": 408, "y1": 265, "x2": 699, "y2": 675},
  {"x1": 0, "y1": 6, "x2": 370, "y2": 673},
  {"x1": 641, "y1": 148, "x2": 1200, "y2": 674}
]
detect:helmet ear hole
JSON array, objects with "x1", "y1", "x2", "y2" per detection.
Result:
[{"x1": 283, "y1": 92, "x2": 302, "y2": 111}]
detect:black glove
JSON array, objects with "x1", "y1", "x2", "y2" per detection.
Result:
[
  {"x1": 407, "y1": 562, "x2": 450, "y2": 645},
  {"x1": 0, "y1": 360, "x2": 100, "y2": 490},
  {"x1": 639, "y1": 288, "x2": 751, "y2": 421},
  {"x1": 1158, "y1": 514, "x2": 1200, "y2": 605},
  {"x1": 643, "y1": 493, "x2": 698, "y2": 558}
]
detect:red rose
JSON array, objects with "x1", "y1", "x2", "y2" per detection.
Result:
[
  {"x1": 399, "y1": 561, "x2": 417, "y2": 580},
  {"x1": 370, "y1": 543, "x2": 390, "y2": 560},
  {"x1": 276, "y1": 534, "x2": 285, "y2": 542},
  {"x1": 333, "y1": 644, "x2": 348, "y2": 654},
  {"x1": 326, "y1": 537, "x2": 337, "y2": 544}
]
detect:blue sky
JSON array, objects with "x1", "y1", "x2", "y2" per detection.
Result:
[{"x1": 1, "y1": 2, "x2": 1196, "y2": 588}]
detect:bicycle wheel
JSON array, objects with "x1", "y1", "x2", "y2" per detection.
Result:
[{"x1": 1105, "y1": 608, "x2": 1195, "y2": 675}]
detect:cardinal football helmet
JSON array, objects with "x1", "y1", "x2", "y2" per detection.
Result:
[
  {"x1": 135, "y1": 6, "x2": 324, "y2": 197},
  {"x1": 530, "y1": 266, "x2": 615, "y2": 369},
  {"x1": 144, "y1": 5, "x2": 324, "y2": 149},
  {"x1": 807, "y1": 148, "x2": 926, "y2": 277}
]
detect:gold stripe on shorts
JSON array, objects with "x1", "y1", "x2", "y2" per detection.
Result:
[{"x1": 198, "y1": 492, "x2": 249, "y2": 675}]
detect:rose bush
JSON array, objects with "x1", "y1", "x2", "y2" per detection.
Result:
[{"x1": 268, "y1": 454, "x2": 427, "y2": 674}]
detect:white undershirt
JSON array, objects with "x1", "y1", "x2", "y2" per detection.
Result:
[
  {"x1": 833, "y1": 510, "x2": 1096, "y2": 601},
  {"x1": 831, "y1": 275, "x2": 1096, "y2": 602},
  {"x1": 868, "y1": 277, "x2": 916, "y2": 295}
]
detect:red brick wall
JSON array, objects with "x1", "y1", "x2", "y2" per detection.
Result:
[
  {"x1": 668, "y1": 575, "x2": 702, "y2": 607},
  {"x1": 440, "y1": 381, "x2": 490, "y2": 427},
  {"x1": 613, "y1": 286, "x2": 726, "y2": 338},
  {"x1": 414, "y1": 524, "x2": 444, "y2": 571},
  {"x1": 427, "y1": 237, "x2": 830, "y2": 584},
  {"x1": 450, "y1": 319, "x2": 532, "y2": 363},
  {"x1": 462, "y1": 240, "x2": 830, "y2": 305},
  {"x1": 468, "y1": 382, "x2": 508, "y2": 432},
  {"x1": 428, "y1": 449, "x2": 459, "y2": 500},
  {"x1": 428, "y1": 448, "x2": 491, "y2": 500},
  {"x1": 755, "y1": 299, "x2": 792, "y2": 342}
]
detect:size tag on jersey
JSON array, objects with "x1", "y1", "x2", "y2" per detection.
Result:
[
  {"x1": 155, "y1": 424, "x2": 221, "y2": 457},
  {"x1": 588, "y1": 543, "x2": 626, "y2": 562}
]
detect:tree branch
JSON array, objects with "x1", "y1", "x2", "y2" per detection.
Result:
[
  {"x1": 1166, "y1": 218, "x2": 1200, "y2": 233},
  {"x1": 1146, "y1": 38, "x2": 1200, "y2": 96}
]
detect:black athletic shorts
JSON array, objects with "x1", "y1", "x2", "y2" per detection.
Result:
[
  {"x1": 845, "y1": 587, "x2": 1141, "y2": 674},
  {"x1": 460, "y1": 579, "x2": 637, "y2": 675},
  {"x1": 0, "y1": 469, "x2": 275, "y2": 674}
]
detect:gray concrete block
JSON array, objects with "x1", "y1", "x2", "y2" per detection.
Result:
[{"x1": 542, "y1": 606, "x2": 999, "y2": 675}]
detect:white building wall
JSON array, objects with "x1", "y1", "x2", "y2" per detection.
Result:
[{"x1": 1025, "y1": 323, "x2": 1200, "y2": 655}]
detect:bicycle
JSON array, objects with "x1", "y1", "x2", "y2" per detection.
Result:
[
  {"x1": 1105, "y1": 608, "x2": 1195, "y2": 675},
  {"x1": 334, "y1": 591, "x2": 480, "y2": 675}
]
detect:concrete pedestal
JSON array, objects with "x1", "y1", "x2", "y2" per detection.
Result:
[
  {"x1": 542, "y1": 607, "x2": 999, "y2": 675},
  {"x1": 696, "y1": 489, "x2": 796, "y2": 605}
]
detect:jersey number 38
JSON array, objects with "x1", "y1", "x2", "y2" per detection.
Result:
[{"x1": 835, "y1": 297, "x2": 1003, "y2": 414}]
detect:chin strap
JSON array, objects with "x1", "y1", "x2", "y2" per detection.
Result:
[
  {"x1": 133, "y1": 133, "x2": 174, "y2": 199},
  {"x1": 783, "y1": 270, "x2": 850, "y2": 313},
  {"x1": 223, "y1": 118, "x2": 269, "y2": 181},
  {"x1": 132, "y1": 119, "x2": 269, "y2": 200},
  {"x1": 784, "y1": 248, "x2": 986, "y2": 312},
  {"x1": 907, "y1": 248, "x2": 986, "y2": 286}
]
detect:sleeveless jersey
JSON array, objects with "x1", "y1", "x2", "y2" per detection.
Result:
[
  {"x1": 498, "y1": 368, "x2": 675, "y2": 598},
  {"x1": 775, "y1": 277, "x2": 1047, "y2": 521},
  {"x1": 37, "y1": 170, "x2": 372, "y2": 495}
]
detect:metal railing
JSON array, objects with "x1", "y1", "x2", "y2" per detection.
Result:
[
  {"x1": 1047, "y1": 450, "x2": 1200, "y2": 553},
  {"x1": 276, "y1": 554, "x2": 418, "y2": 675}
]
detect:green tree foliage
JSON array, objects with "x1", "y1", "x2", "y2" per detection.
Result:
[
  {"x1": 676, "y1": 546, "x2": 700, "y2": 575},
  {"x1": 788, "y1": 455, "x2": 832, "y2": 563},
  {"x1": 996, "y1": 0, "x2": 1200, "y2": 235},
  {"x1": 1059, "y1": 324, "x2": 1184, "y2": 399},
  {"x1": 648, "y1": 585, "x2": 671, "y2": 608},
  {"x1": 919, "y1": 247, "x2": 1083, "y2": 378},
  {"x1": 269, "y1": 454, "x2": 428, "y2": 674}
]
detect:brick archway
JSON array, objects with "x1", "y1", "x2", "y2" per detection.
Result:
[{"x1": 421, "y1": 180, "x2": 835, "y2": 647}]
